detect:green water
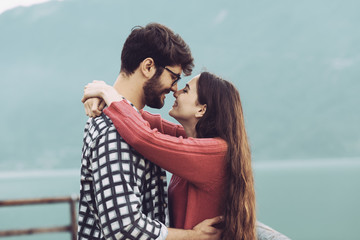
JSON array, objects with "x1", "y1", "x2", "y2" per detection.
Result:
[
  {"x1": 0, "y1": 172, "x2": 79, "y2": 240},
  {"x1": 254, "y1": 160, "x2": 360, "y2": 239},
  {"x1": 1, "y1": 159, "x2": 359, "y2": 240}
]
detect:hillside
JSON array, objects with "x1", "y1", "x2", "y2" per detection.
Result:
[{"x1": 0, "y1": 0, "x2": 359, "y2": 170}]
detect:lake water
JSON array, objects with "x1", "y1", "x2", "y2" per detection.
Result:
[{"x1": 1, "y1": 158, "x2": 359, "y2": 240}]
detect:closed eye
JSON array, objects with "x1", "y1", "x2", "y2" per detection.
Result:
[{"x1": 182, "y1": 84, "x2": 190, "y2": 93}]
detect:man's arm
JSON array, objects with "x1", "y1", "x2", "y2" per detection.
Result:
[{"x1": 167, "y1": 216, "x2": 223, "y2": 240}]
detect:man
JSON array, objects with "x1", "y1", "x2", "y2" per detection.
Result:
[{"x1": 78, "y1": 23, "x2": 222, "y2": 240}]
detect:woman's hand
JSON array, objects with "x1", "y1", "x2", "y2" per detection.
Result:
[
  {"x1": 83, "y1": 98, "x2": 106, "y2": 118},
  {"x1": 81, "y1": 80, "x2": 123, "y2": 118}
]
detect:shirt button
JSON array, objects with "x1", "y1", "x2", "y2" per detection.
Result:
[{"x1": 163, "y1": 203, "x2": 167, "y2": 208}]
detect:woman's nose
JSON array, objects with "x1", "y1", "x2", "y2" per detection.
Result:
[{"x1": 173, "y1": 90, "x2": 179, "y2": 98}]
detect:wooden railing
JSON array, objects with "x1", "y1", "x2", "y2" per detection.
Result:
[{"x1": 0, "y1": 195, "x2": 79, "y2": 240}]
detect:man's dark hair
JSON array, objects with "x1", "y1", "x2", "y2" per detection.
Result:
[{"x1": 120, "y1": 23, "x2": 194, "y2": 76}]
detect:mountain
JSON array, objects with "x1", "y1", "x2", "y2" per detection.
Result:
[{"x1": 0, "y1": 0, "x2": 359, "y2": 170}]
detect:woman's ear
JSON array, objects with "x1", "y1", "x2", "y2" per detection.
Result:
[
  {"x1": 140, "y1": 58, "x2": 156, "y2": 79},
  {"x1": 195, "y1": 104, "x2": 207, "y2": 118}
]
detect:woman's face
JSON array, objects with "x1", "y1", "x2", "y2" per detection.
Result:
[{"x1": 169, "y1": 75, "x2": 205, "y2": 123}]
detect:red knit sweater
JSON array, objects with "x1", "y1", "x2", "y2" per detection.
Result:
[{"x1": 104, "y1": 100, "x2": 227, "y2": 229}]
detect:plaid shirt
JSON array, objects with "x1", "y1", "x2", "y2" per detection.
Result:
[{"x1": 78, "y1": 104, "x2": 169, "y2": 240}]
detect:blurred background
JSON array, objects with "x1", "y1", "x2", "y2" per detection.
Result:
[{"x1": 0, "y1": 0, "x2": 359, "y2": 239}]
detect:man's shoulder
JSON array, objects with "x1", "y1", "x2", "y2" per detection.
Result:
[{"x1": 83, "y1": 113, "x2": 118, "y2": 142}]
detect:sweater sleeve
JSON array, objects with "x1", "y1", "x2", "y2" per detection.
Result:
[
  {"x1": 104, "y1": 100, "x2": 227, "y2": 186},
  {"x1": 140, "y1": 110, "x2": 187, "y2": 137}
]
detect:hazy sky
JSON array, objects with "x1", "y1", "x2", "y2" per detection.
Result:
[{"x1": 0, "y1": 0, "x2": 63, "y2": 15}]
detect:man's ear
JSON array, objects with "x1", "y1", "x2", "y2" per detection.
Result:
[
  {"x1": 195, "y1": 104, "x2": 207, "y2": 118},
  {"x1": 140, "y1": 58, "x2": 156, "y2": 79}
]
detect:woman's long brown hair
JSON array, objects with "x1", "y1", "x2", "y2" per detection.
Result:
[{"x1": 195, "y1": 72, "x2": 256, "y2": 240}]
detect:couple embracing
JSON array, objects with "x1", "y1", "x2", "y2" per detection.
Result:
[{"x1": 78, "y1": 23, "x2": 287, "y2": 240}]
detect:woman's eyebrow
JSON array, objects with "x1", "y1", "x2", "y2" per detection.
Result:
[{"x1": 186, "y1": 84, "x2": 190, "y2": 90}]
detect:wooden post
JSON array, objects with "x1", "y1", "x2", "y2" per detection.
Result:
[
  {"x1": 70, "y1": 194, "x2": 78, "y2": 240},
  {"x1": 0, "y1": 195, "x2": 79, "y2": 239}
]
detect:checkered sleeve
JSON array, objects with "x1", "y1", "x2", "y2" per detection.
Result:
[{"x1": 90, "y1": 126, "x2": 168, "y2": 240}]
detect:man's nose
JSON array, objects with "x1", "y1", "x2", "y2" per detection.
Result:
[{"x1": 170, "y1": 83, "x2": 178, "y2": 93}]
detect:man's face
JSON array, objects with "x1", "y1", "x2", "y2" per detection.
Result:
[{"x1": 143, "y1": 65, "x2": 182, "y2": 109}]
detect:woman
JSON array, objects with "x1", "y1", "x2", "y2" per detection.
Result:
[{"x1": 82, "y1": 72, "x2": 257, "y2": 240}]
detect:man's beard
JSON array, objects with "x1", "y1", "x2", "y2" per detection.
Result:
[{"x1": 143, "y1": 70, "x2": 169, "y2": 109}]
